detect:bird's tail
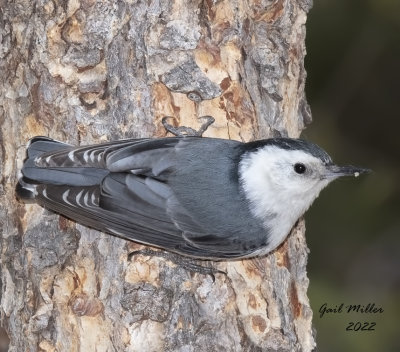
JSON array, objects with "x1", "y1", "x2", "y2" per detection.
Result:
[{"x1": 16, "y1": 137, "x2": 72, "y2": 200}]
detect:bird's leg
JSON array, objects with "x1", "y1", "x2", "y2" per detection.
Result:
[
  {"x1": 128, "y1": 247, "x2": 225, "y2": 281},
  {"x1": 162, "y1": 116, "x2": 215, "y2": 137}
]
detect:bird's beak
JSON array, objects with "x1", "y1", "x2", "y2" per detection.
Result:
[{"x1": 323, "y1": 165, "x2": 371, "y2": 179}]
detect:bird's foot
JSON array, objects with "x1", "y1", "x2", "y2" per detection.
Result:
[
  {"x1": 162, "y1": 116, "x2": 215, "y2": 137},
  {"x1": 128, "y1": 247, "x2": 225, "y2": 281}
]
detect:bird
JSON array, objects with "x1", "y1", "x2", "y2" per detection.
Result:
[{"x1": 16, "y1": 128, "x2": 369, "y2": 260}]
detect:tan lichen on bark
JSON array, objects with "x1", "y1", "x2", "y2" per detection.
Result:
[
  {"x1": 280, "y1": 11, "x2": 309, "y2": 138},
  {"x1": 38, "y1": 339, "x2": 56, "y2": 352},
  {"x1": 124, "y1": 256, "x2": 161, "y2": 285},
  {"x1": 128, "y1": 320, "x2": 165, "y2": 352},
  {"x1": 50, "y1": 260, "x2": 114, "y2": 352}
]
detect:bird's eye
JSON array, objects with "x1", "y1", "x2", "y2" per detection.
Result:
[{"x1": 294, "y1": 163, "x2": 306, "y2": 174}]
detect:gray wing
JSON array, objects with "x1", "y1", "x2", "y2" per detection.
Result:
[{"x1": 19, "y1": 137, "x2": 262, "y2": 259}]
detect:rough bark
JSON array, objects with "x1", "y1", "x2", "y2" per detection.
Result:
[{"x1": 0, "y1": 0, "x2": 315, "y2": 351}]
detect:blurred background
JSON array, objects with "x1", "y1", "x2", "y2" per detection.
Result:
[{"x1": 303, "y1": 0, "x2": 400, "y2": 351}]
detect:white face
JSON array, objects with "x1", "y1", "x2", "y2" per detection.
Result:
[
  {"x1": 239, "y1": 145, "x2": 334, "y2": 252},
  {"x1": 255, "y1": 146, "x2": 331, "y2": 193}
]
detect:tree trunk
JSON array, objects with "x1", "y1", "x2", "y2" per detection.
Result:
[{"x1": 0, "y1": 0, "x2": 315, "y2": 351}]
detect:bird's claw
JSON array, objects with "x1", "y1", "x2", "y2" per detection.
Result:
[
  {"x1": 128, "y1": 247, "x2": 225, "y2": 281},
  {"x1": 162, "y1": 116, "x2": 215, "y2": 137}
]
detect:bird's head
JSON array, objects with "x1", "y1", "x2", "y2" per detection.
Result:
[{"x1": 239, "y1": 138, "x2": 370, "y2": 227}]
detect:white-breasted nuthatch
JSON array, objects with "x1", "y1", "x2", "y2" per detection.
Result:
[{"x1": 16, "y1": 133, "x2": 369, "y2": 259}]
